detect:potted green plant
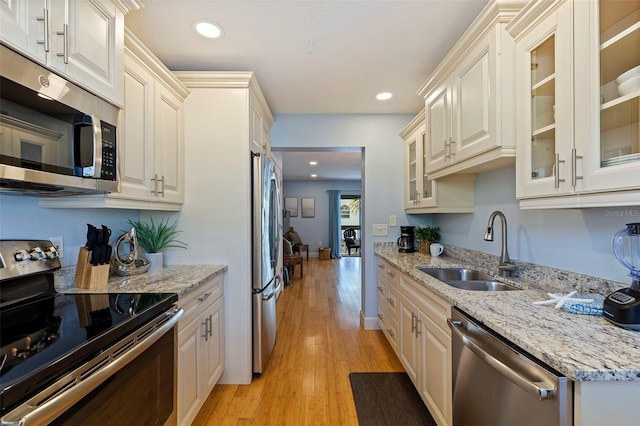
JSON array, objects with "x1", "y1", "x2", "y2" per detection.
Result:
[
  {"x1": 415, "y1": 226, "x2": 440, "y2": 254},
  {"x1": 127, "y1": 217, "x2": 187, "y2": 271}
]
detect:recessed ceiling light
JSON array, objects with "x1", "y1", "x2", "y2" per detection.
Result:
[
  {"x1": 310, "y1": 174, "x2": 318, "y2": 178},
  {"x1": 376, "y1": 92, "x2": 393, "y2": 101},
  {"x1": 194, "y1": 21, "x2": 223, "y2": 39},
  {"x1": 309, "y1": 161, "x2": 318, "y2": 166}
]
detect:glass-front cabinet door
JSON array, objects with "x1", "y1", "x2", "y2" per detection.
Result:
[
  {"x1": 576, "y1": 0, "x2": 640, "y2": 193},
  {"x1": 420, "y1": 131, "x2": 436, "y2": 207},
  {"x1": 405, "y1": 134, "x2": 419, "y2": 208},
  {"x1": 514, "y1": 2, "x2": 572, "y2": 198}
]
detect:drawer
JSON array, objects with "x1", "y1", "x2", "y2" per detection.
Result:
[
  {"x1": 387, "y1": 285, "x2": 399, "y2": 323},
  {"x1": 384, "y1": 316, "x2": 399, "y2": 351},
  {"x1": 377, "y1": 293, "x2": 386, "y2": 326},
  {"x1": 400, "y1": 274, "x2": 451, "y2": 334},
  {"x1": 178, "y1": 274, "x2": 223, "y2": 330},
  {"x1": 386, "y1": 264, "x2": 400, "y2": 288}
]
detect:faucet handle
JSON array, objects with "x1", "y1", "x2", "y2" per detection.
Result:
[{"x1": 498, "y1": 263, "x2": 518, "y2": 277}]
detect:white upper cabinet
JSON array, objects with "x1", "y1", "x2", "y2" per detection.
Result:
[
  {"x1": 509, "y1": 0, "x2": 640, "y2": 208},
  {"x1": 419, "y1": 1, "x2": 524, "y2": 179},
  {"x1": 250, "y1": 88, "x2": 273, "y2": 155},
  {"x1": 401, "y1": 110, "x2": 475, "y2": 214},
  {"x1": 40, "y1": 29, "x2": 189, "y2": 210},
  {"x1": 511, "y1": 1, "x2": 573, "y2": 199},
  {"x1": 0, "y1": 0, "x2": 132, "y2": 107},
  {"x1": 577, "y1": 0, "x2": 640, "y2": 194}
]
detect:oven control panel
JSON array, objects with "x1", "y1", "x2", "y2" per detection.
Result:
[{"x1": 0, "y1": 240, "x2": 61, "y2": 281}]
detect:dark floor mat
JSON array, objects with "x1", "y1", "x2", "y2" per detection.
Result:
[{"x1": 349, "y1": 372, "x2": 437, "y2": 426}]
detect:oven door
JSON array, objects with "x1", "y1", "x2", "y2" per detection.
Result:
[{"x1": 1, "y1": 307, "x2": 183, "y2": 426}]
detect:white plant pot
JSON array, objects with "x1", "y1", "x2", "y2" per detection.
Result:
[{"x1": 145, "y1": 252, "x2": 164, "y2": 272}]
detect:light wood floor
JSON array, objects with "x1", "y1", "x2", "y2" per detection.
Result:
[{"x1": 193, "y1": 256, "x2": 404, "y2": 425}]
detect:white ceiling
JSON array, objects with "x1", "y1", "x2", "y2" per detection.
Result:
[
  {"x1": 125, "y1": 0, "x2": 489, "y2": 179},
  {"x1": 275, "y1": 150, "x2": 362, "y2": 181}
]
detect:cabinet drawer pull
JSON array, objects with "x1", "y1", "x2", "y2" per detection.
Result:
[
  {"x1": 157, "y1": 175, "x2": 165, "y2": 197},
  {"x1": 56, "y1": 24, "x2": 68, "y2": 63},
  {"x1": 554, "y1": 153, "x2": 565, "y2": 189},
  {"x1": 36, "y1": 8, "x2": 50, "y2": 52},
  {"x1": 377, "y1": 313, "x2": 384, "y2": 321},
  {"x1": 572, "y1": 148, "x2": 583, "y2": 187},
  {"x1": 411, "y1": 313, "x2": 416, "y2": 334},
  {"x1": 415, "y1": 318, "x2": 422, "y2": 337},
  {"x1": 198, "y1": 292, "x2": 212, "y2": 303}
]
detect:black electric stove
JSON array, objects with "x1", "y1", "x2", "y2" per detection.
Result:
[{"x1": 0, "y1": 240, "x2": 178, "y2": 416}]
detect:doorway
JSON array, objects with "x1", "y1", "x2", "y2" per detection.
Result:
[{"x1": 340, "y1": 194, "x2": 360, "y2": 257}]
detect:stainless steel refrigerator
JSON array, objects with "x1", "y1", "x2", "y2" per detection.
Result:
[{"x1": 252, "y1": 152, "x2": 282, "y2": 374}]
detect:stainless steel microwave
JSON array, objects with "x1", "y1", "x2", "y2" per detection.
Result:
[{"x1": 0, "y1": 45, "x2": 119, "y2": 196}]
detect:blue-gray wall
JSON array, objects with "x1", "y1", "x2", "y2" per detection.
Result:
[
  {"x1": 0, "y1": 195, "x2": 137, "y2": 266},
  {"x1": 282, "y1": 179, "x2": 361, "y2": 255},
  {"x1": 432, "y1": 166, "x2": 630, "y2": 284},
  {"x1": 271, "y1": 113, "x2": 422, "y2": 326}
]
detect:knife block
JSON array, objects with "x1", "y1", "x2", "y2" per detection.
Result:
[{"x1": 74, "y1": 247, "x2": 110, "y2": 289}]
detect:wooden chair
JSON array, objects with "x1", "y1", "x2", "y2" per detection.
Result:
[
  {"x1": 285, "y1": 227, "x2": 308, "y2": 260},
  {"x1": 283, "y1": 254, "x2": 303, "y2": 279}
]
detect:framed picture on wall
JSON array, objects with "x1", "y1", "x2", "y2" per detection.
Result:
[
  {"x1": 285, "y1": 197, "x2": 298, "y2": 217},
  {"x1": 301, "y1": 197, "x2": 315, "y2": 218}
]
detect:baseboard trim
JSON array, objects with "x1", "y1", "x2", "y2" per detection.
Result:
[{"x1": 361, "y1": 313, "x2": 381, "y2": 330}]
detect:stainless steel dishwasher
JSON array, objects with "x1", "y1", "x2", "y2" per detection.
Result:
[{"x1": 448, "y1": 308, "x2": 573, "y2": 426}]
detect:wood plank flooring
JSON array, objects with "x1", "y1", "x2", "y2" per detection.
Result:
[{"x1": 193, "y1": 256, "x2": 404, "y2": 425}]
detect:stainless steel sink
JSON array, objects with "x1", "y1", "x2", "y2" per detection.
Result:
[{"x1": 416, "y1": 267, "x2": 520, "y2": 291}]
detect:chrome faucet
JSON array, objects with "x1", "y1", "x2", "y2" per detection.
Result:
[{"x1": 483, "y1": 211, "x2": 518, "y2": 277}]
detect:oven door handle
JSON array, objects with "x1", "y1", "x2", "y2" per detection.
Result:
[
  {"x1": 1, "y1": 307, "x2": 184, "y2": 426},
  {"x1": 447, "y1": 318, "x2": 556, "y2": 400}
]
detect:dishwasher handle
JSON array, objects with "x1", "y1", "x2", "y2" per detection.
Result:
[{"x1": 447, "y1": 318, "x2": 556, "y2": 401}]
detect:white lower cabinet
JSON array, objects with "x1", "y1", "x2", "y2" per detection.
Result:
[
  {"x1": 377, "y1": 257, "x2": 401, "y2": 353},
  {"x1": 396, "y1": 272, "x2": 452, "y2": 426},
  {"x1": 177, "y1": 274, "x2": 225, "y2": 426}
]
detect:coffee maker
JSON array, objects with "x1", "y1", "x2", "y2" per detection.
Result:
[
  {"x1": 397, "y1": 226, "x2": 416, "y2": 253},
  {"x1": 603, "y1": 223, "x2": 640, "y2": 329}
]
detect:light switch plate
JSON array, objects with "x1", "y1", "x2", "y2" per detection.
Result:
[
  {"x1": 372, "y1": 224, "x2": 388, "y2": 236},
  {"x1": 389, "y1": 215, "x2": 397, "y2": 227}
]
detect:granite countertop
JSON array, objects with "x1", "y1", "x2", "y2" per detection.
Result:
[
  {"x1": 375, "y1": 247, "x2": 640, "y2": 382},
  {"x1": 55, "y1": 264, "x2": 227, "y2": 298}
]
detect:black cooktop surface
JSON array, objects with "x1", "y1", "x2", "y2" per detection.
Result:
[{"x1": 0, "y1": 291, "x2": 178, "y2": 414}]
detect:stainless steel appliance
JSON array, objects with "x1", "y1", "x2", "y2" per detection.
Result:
[
  {"x1": 604, "y1": 222, "x2": 640, "y2": 329},
  {"x1": 448, "y1": 308, "x2": 572, "y2": 426},
  {"x1": 252, "y1": 152, "x2": 282, "y2": 374},
  {"x1": 0, "y1": 240, "x2": 183, "y2": 425},
  {"x1": 397, "y1": 226, "x2": 415, "y2": 253},
  {"x1": 0, "y1": 45, "x2": 119, "y2": 195}
]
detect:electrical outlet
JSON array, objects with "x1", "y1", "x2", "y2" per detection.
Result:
[
  {"x1": 49, "y1": 236, "x2": 63, "y2": 258},
  {"x1": 389, "y1": 215, "x2": 397, "y2": 227},
  {"x1": 372, "y1": 224, "x2": 388, "y2": 236}
]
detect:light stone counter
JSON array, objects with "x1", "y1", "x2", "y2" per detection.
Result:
[
  {"x1": 55, "y1": 264, "x2": 227, "y2": 298},
  {"x1": 375, "y1": 245, "x2": 640, "y2": 382}
]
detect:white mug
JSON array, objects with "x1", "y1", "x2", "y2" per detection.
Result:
[{"x1": 430, "y1": 243, "x2": 444, "y2": 257}]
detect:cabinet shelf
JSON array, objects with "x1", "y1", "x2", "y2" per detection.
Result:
[
  {"x1": 600, "y1": 8, "x2": 640, "y2": 49},
  {"x1": 600, "y1": 95, "x2": 639, "y2": 132},
  {"x1": 532, "y1": 74, "x2": 555, "y2": 95},
  {"x1": 600, "y1": 22, "x2": 640, "y2": 84},
  {"x1": 532, "y1": 123, "x2": 555, "y2": 138},
  {"x1": 601, "y1": 90, "x2": 640, "y2": 111}
]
